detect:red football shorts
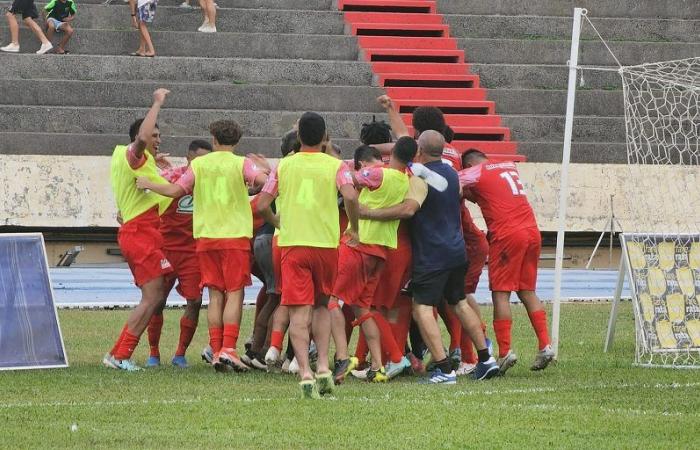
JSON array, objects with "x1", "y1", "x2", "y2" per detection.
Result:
[
  {"x1": 197, "y1": 248, "x2": 252, "y2": 293},
  {"x1": 464, "y1": 234, "x2": 489, "y2": 294},
  {"x1": 488, "y1": 227, "x2": 541, "y2": 292},
  {"x1": 333, "y1": 244, "x2": 385, "y2": 310},
  {"x1": 372, "y1": 241, "x2": 411, "y2": 310},
  {"x1": 272, "y1": 235, "x2": 282, "y2": 295},
  {"x1": 281, "y1": 246, "x2": 338, "y2": 306},
  {"x1": 165, "y1": 250, "x2": 201, "y2": 300},
  {"x1": 118, "y1": 223, "x2": 173, "y2": 287}
]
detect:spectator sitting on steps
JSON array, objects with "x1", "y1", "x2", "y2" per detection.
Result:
[{"x1": 43, "y1": 0, "x2": 76, "y2": 55}]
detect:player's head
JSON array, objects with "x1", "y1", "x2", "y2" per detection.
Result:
[
  {"x1": 360, "y1": 116, "x2": 392, "y2": 145},
  {"x1": 417, "y1": 130, "x2": 445, "y2": 162},
  {"x1": 280, "y1": 129, "x2": 301, "y2": 158},
  {"x1": 461, "y1": 148, "x2": 487, "y2": 168},
  {"x1": 412, "y1": 107, "x2": 446, "y2": 138},
  {"x1": 209, "y1": 120, "x2": 242, "y2": 148},
  {"x1": 392, "y1": 136, "x2": 418, "y2": 166},
  {"x1": 443, "y1": 125, "x2": 455, "y2": 144},
  {"x1": 187, "y1": 139, "x2": 212, "y2": 163},
  {"x1": 353, "y1": 145, "x2": 382, "y2": 170},
  {"x1": 129, "y1": 118, "x2": 161, "y2": 155},
  {"x1": 298, "y1": 112, "x2": 326, "y2": 148}
]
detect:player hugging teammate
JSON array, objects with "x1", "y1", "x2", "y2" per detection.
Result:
[{"x1": 105, "y1": 89, "x2": 554, "y2": 397}]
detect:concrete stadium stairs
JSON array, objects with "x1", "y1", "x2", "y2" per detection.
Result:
[{"x1": 0, "y1": 0, "x2": 698, "y2": 162}]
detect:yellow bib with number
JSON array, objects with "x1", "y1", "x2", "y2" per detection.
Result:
[
  {"x1": 191, "y1": 151, "x2": 252, "y2": 239},
  {"x1": 110, "y1": 145, "x2": 173, "y2": 224},
  {"x1": 357, "y1": 168, "x2": 409, "y2": 249},
  {"x1": 277, "y1": 152, "x2": 343, "y2": 248}
]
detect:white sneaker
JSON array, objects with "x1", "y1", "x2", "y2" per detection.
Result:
[
  {"x1": 1, "y1": 43, "x2": 20, "y2": 53},
  {"x1": 531, "y1": 345, "x2": 555, "y2": 371},
  {"x1": 456, "y1": 362, "x2": 476, "y2": 376},
  {"x1": 200, "y1": 25, "x2": 217, "y2": 33},
  {"x1": 497, "y1": 350, "x2": 518, "y2": 376},
  {"x1": 350, "y1": 368, "x2": 369, "y2": 380},
  {"x1": 264, "y1": 347, "x2": 282, "y2": 373},
  {"x1": 179, "y1": 1, "x2": 193, "y2": 7},
  {"x1": 288, "y1": 357, "x2": 299, "y2": 374},
  {"x1": 36, "y1": 42, "x2": 53, "y2": 55},
  {"x1": 214, "y1": 2, "x2": 219, "y2": 8},
  {"x1": 281, "y1": 358, "x2": 292, "y2": 373}
]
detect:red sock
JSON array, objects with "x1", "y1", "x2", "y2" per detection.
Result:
[
  {"x1": 270, "y1": 330, "x2": 284, "y2": 351},
  {"x1": 528, "y1": 310, "x2": 551, "y2": 350},
  {"x1": 147, "y1": 314, "x2": 164, "y2": 358},
  {"x1": 114, "y1": 329, "x2": 140, "y2": 360},
  {"x1": 460, "y1": 328, "x2": 477, "y2": 364},
  {"x1": 493, "y1": 319, "x2": 512, "y2": 358},
  {"x1": 443, "y1": 307, "x2": 462, "y2": 351},
  {"x1": 222, "y1": 323, "x2": 240, "y2": 350},
  {"x1": 355, "y1": 332, "x2": 368, "y2": 365},
  {"x1": 175, "y1": 317, "x2": 197, "y2": 357},
  {"x1": 209, "y1": 326, "x2": 224, "y2": 353},
  {"x1": 373, "y1": 312, "x2": 404, "y2": 364},
  {"x1": 110, "y1": 324, "x2": 129, "y2": 356}
]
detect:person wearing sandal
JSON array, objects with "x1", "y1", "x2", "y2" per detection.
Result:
[
  {"x1": 43, "y1": 0, "x2": 76, "y2": 55},
  {"x1": 128, "y1": 0, "x2": 156, "y2": 57}
]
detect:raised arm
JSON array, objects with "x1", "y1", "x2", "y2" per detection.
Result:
[
  {"x1": 135, "y1": 177, "x2": 185, "y2": 198},
  {"x1": 377, "y1": 95, "x2": 409, "y2": 138},
  {"x1": 133, "y1": 88, "x2": 170, "y2": 159}
]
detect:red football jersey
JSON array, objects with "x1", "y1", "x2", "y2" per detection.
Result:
[
  {"x1": 158, "y1": 166, "x2": 194, "y2": 252},
  {"x1": 442, "y1": 143, "x2": 463, "y2": 171},
  {"x1": 459, "y1": 160, "x2": 538, "y2": 239}
]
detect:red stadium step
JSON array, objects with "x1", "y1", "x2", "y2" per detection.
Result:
[
  {"x1": 337, "y1": 0, "x2": 436, "y2": 13},
  {"x1": 408, "y1": 126, "x2": 511, "y2": 141},
  {"x1": 385, "y1": 86, "x2": 487, "y2": 101},
  {"x1": 361, "y1": 48, "x2": 464, "y2": 63},
  {"x1": 349, "y1": 22, "x2": 450, "y2": 38},
  {"x1": 379, "y1": 73, "x2": 480, "y2": 88},
  {"x1": 372, "y1": 62, "x2": 471, "y2": 76},
  {"x1": 401, "y1": 113, "x2": 502, "y2": 127},
  {"x1": 393, "y1": 99, "x2": 495, "y2": 115},
  {"x1": 358, "y1": 36, "x2": 457, "y2": 50},
  {"x1": 344, "y1": 12, "x2": 444, "y2": 25}
]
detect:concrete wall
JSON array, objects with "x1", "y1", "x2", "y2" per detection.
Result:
[{"x1": 3, "y1": 155, "x2": 699, "y2": 234}]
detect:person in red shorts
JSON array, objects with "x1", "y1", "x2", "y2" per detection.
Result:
[
  {"x1": 143, "y1": 139, "x2": 212, "y2": 369},
  {"x1": 103, "y1": 88, "x2": 174, "y2": 372},
  {"x1": 459, "y1": 149, "x2": 555, "y2": 374},
  {"x1": 456, "y1": 203, "x2": 490, "y2": 376},
  {"x1": 137, "y1": 120, "x2": 269, "y2": 373},
  {"x1": 256, "y1": 112, "x2": 360, "y2": 399}
]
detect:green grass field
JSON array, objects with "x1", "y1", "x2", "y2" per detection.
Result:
[{"x1": 1, "y1": 303, "x2": 698, "y2": 449}]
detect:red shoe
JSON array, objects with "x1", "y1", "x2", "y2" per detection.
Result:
[
  {"x1": 219, "y1": 347, "x2": 250, "y2": 372},
  {"x1": 407, "y1": 352, "x2": 426, "y2": 375}
]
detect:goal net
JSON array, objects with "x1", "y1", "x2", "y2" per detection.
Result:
[{"x1": 618, "y1": 57, "x2": 700, "y2": 368}]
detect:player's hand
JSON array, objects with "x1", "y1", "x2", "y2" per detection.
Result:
[
  {"x1": 131, "y1": 16, "x2": 138, "y2": 29},
  {"x1": 246, "y1": 153, "x2": 271, "y2": 174},
  {"x1": 135, "y1": 176, "x2": 151, "y2": 190},
  {"x1": 155, "y1": 152, "x2": 172, "y2": 170},
  {"x1": 344, "y1": 228, "x2": 359, "y2": 247},
  {"x1": 271, "y1": 214, "x2": 281, "y2": 230},
  {"x1": 377, "y1": 95, "x2": 394, "y2": 111},
  {"x1": 153, "y1": 88, "x2": 171, "y2": 105}
]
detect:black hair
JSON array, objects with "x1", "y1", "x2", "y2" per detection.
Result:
[
  {"x1": 280, "y1": 129, "x2": 301, "y2": 157},
  {"x1": 129, "y1": 118, "x2": 159, "y2": 143},
  {"x1": 298, "y1": 112, "x2": 326, "y2": 147},
  {"x1": 443, "y1": 125, "x2": 455, "y2": 144},
  {"x1": 209, "y1": 120, "x2": 242, "y2": 146},
  {"x1": 412, "y1": 107, "x2": 446, "y2": 135},
  {"x1": 188, "y1": 139, "x2": 212, "y2": 154},
  {"x1": 360, "y1": 116, "x2": 392, "y2": 145},
  {"x1": 393, "y1": 136, "x2": 418, "y2": 165},
  {"x1": 353, "y1": 145, "x2": 382, "y2": 171},
  {"x1": 461, "y1": 148, "x2": 487, "y2": 167}
]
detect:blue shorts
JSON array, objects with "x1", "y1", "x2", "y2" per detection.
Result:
[
  {"x1": 46, "y1": 17, "x2": 66, "y2": 31},
  {"x1": 137, "y1": 1, "x2": 157, "y2": 23}
]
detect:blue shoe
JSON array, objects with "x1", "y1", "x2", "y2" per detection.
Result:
[
  {"x1": 420, "y1": 368, "x2": 457, "y2": 385},
  {"x1": 171, "y1": 355, "x2": 189, "y2": 368},
  {"x1": 485, "y1": 338, "x2": 494, "y2": 357},
  {"x1": 385, "y1": 356, "x2": 411, "y2": 379},
  {"x1": 102, "y1": 354, "x2": 142, "y2": 372},
  {"x1": 201, "y1": 345, "x2": 214, "y2": 365},
  {"x1": 145, "y1": 356, "x2": 161, "y2": 368},
  {"x1": 472, "y1": 357, "x2": 499, "y2": 380}
]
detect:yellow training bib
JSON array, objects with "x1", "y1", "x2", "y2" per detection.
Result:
[{"x1": 357, "y1": 168, "x2": 409, "y2": 249}]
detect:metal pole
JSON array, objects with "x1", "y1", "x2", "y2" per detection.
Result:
[
  {"x1": 604, "y1": 255, "x2": 627, "y2": 352},
  {"x1": 551, "y1": 7, "x2": 585, "y2": 358}
]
